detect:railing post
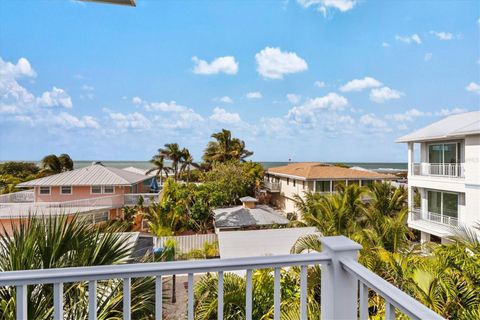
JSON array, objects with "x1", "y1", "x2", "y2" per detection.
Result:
[{"x1": 320, "y1": 236, "x2": 362, "y2": 320}]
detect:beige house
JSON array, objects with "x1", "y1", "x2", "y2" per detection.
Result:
[{"x1": 264, "y1": 162, "x2": 396, "y2": 214}]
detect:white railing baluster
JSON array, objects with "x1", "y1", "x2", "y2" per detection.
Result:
[
  {"x1": 385, "y1": 301, "x2": 396, "y2": 319},
  {"x1": 218, "y1": 271, "x2": 224, "y2": 320},
  {"x1": 359, "y1": 282, "x2": 368, "y2": 320},
  {"x1": 155, "y1": 276, "x2": 162, "y2": 320},
  {"x1": 274, "y1": 267, "x2": 281, "y2": 320},
  {"x1": 88, "y1": 281, "x2": 97, "y2": 320},
  {"x1": 53, "y1": 282, "x2": 63, "y2": 320},
  {"x1": 300, "y1": 265, "x2": 307, "y2": 319},
  {"x1": 188, "y1": 273, "x2": 194, "y2": 320},
  {"x1": 16, "y1": 285, "x2": 27, "y2": 320},
  {"x1": 123, "y1": 278, "x2": 131, "y2": 320},
  {"x1": 246, "y1": 269, "x2": 253, "y2": 320}
]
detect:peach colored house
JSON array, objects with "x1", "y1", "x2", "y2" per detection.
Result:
[
  {"x1": 264, "y1": 162, "x2": 397, "y2": 214},
  {"x1": 0, "y1": 163, "x2": 159, "y2": 235}
]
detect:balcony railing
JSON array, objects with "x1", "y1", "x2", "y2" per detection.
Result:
[
  {"x1": 124, "y1": 193, "x2": 160, "y2": 206},
  {"x1": 264, "y1": 180, "x2": 281, "y2": 192},
  {"x1": 0, "y1": 190, "x2": 34, "y2": 203},
  {"x1": 412, "y1": 163, "x2": 465, "y2": 178},
  {"x1": 0, "y1": 236, "x2": 444, "y2": 320},
  {"x1": 411, "y1": 208, "x2": 459, "y2": 227}
]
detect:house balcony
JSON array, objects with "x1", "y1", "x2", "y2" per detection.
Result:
[
  {"x1": 264, "y1": 180, "x2": 281, "y2": 192},
  {"x1": 412, "y1": 163, "x2": 465, "y2": 178},
  {"x1": 409, "y1": 208, "x2": 459, "y2": 238},
  {"x1": 0, "y1": 236, "x2": 444, "y2": 320}
]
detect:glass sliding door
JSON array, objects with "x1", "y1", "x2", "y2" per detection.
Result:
[
  {"x1": 428, "y1": 145, "x2": 443, "y2": 164},
  {"x1": 315, "y1": 180, "x2": 331, "y2": 193},
  {"x1": 427, "y1": 190, "x2": 458, "y2": 225}
]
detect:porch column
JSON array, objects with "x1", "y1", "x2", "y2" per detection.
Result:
[
  {"x1": 420, "y1": 232, "x2": 430, "y2": 244},
  {"x1": 407, "y1": 142, "x2": 414, "y2": 176},
  {"x1": 320, "y1": 236, "x2": 362, "y2": 320}
]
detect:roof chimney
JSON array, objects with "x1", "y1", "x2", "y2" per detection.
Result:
[{"x1": 239, "y1": 196, "x2": 258, "y2": 209}]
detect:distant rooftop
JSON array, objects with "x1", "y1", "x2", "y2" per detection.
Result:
[
  {"x1": 213, "y1": 204, "x2": 289, "y2": 229},
  {"x1": 267, "y1": 162, "x2": 395, "y2": 180},
  {"x1": 18, "y1": 163, "x2": 151, "y2": 187},
  {"x1": 396, "y1": 111, "x2": 480, "y2": 143}
]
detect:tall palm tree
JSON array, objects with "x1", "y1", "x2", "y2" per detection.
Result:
[
  {"x1": 0, "y1": 215, "x2": 157, "y2": 319},
  {"x1": 158, "y1": 143, "x2": 183, "y2": 181},
  {"x1": 40, "y1": 154, "x2": 63, "y2": 174},
  {"x1": 58, "y1": 153, "x2": 74, "y2": 171},
  {"x1": 202, "y1": 129, "x2": 253, "y2": 164},
  {"x1": 179, "y1": 148, "x2": 198, "y2": 183},
  {"x1": 146, "y1": 155, "x2": 171, "y2": 184}
]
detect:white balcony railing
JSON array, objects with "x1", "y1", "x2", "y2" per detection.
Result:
[
  {"x1": 44, "y1": 194, "x2": 125, "y2": 209},
  {"x1": 124, "y1": 193, "x2": 160, "y2": 206},
  {"x1": 264, "y1": 180, "x2": 281, "y2": 192},
  {"x1": 412, "y1": 163, "x2": 465, "y2": 178},
  {"x1": 0, "y1": 190, "x2": 34, "y2": 203},
  {"x1": 411, "y1": 208, "x2": 459, "y2": 227},
  {"x1": 0, "y1": 236, "x2": 444, "y2": 320}
]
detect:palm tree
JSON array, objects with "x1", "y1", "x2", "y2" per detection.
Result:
[
  {"x1": 179, "y1": 148, "x2": 198, "y2": 183},
  {"x1": 0, "y1": 214, "x2": 157, "y2": 319},
  {"x1": 146, "y1": 155, "x2": 171, "y2": 184},
  {"x1": 158, "y1": 143, "x2": 183, "y2": 181},
  {"x1": 40, "y1": 154, "x2": 74, "y2": 175},
  {"x1": 202, "y1": 129, "x2": 253, "y2": 164},
  {"x1": 58, "y1": 153, "x2": 74, "y2": 171},
  {"x1": 40, "y1": 154, "x2": 63, "y2": 174}
]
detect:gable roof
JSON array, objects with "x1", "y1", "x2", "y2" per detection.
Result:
[
  {"x1": 17, "y1": 164, "x2": 151, "y2": 187},
  {"x1": 213, "y1": 204, "x2": 289, "y2": 229},
  {"x1": 396, "y1": 111, "x2": 480, "y2": 143},
  {"x1": 266, "y1": 162, "x2": 395, "y2": 180}
]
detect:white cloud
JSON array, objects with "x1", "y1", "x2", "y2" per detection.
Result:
[
  {"x1": 214, "y1": 96, "x2": 234, "y2": 104},
  {"x1": 429, "y1": 31, "x2": 454, "y2": 40},
  {"x1": 359, "y1": 113, "x2": 391, "y2": 132},
  {"x1": 436, "y1": 108, "x2": 468, "y2": 116},
  {"x1": 340, "y1": 77, "x2": 382, "y2": 92},
  {"x1": 296, "y1": 0, "x2": 357, "y2": 14},
  {"x1": 106, "y1": 110, "x2": 152, "y2": 131},
  {"x1": 286, "y1": 93, "x2": 301, "y2": 104},
  {"x1": 424, "y1": 53, "x2": 433, "y2": 61},
  {"x1": 382, "y1": 42, "x2": 390, "y2": 48},
  {"x1": 52, "y1": 112, "x2": 100, "y2": 129},
  {"x1": 132, "y1": 96, "x2": 142, "y2": 105},
  {"x1": 246, "y1": 91, "x2": 262, "y2": 99},
  {"x1": 465, "y1": 82, "x2": 480, "y2": 93},
  {"x1": 255, "y1": 47, "x2": 308, "y2": 80},
  {"x1": 142, "y1": 100, "x2": 204, "y2": 129},
  {"x1": 386, "y1": 108, "x2": 429, "y2": 122},
  {"x1": 369, "y1": 86, "x2": 403, "y2": 103},
  {"x1": 314, "y1": 80, "x2": 325, "y2": 88},
  {"x1": 395, "y1": 34, "x2": 422, "y2": 44},
  {"x1": 210, "y1": 107, "x2": 241, "y2": 124},
  {"x1": 37, "y1": 87, "x2": 73, "y2": 108},
  {"x1": 192, "y1": 56, "x2": 238, "y2": 75},
  {"x1": 0, "y1": 57, "x2": 36, "y2": 79}
]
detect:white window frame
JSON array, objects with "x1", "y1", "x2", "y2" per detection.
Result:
[
  {"x1": 39, "y1": 186, "x2": 51, "y2": 195},
  {"x1": 103, "y1": 185, "x2": 115, "y2": 194},
  {"x1": 91, "y1": 186, "x2": 102, "y2": 194},
  {"x1": 60, "y1": 186, "x2": 72, "y2": 195}
]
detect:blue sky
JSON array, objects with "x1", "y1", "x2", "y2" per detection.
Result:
[{"x1": 0, "y1": 0, "x2": 479, "y2": 162}]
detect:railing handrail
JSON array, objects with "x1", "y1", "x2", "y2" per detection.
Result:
[
  {"x1": 0, "y1": 252, "x2": 331, "y2": 286},
  {"x1": 412, "y1": 162, "x2": 465, "y2": 178},
  {"x1": 341, "y1": 258, "x2": 445, "y2": 320},
  {"x1": 44, "y1": 194, "x2": 123, "y2": 208}
]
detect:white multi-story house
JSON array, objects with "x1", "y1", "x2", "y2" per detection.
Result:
[{"x1": 397, "y1": 111, "x2": 480, "y2": 243}]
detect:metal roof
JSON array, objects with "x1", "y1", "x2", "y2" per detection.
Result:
[
  {"x1": 17, "y1": 164, "x2": 151, "y2": 187},
  {"x1": 213, "y1": 204, "x2": 289, "y2": 229},
  {"x1": 396, "y1": 111, "x2": 480, "y2": 143}
]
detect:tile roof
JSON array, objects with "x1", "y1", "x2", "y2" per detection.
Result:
[
  {"x1": 396, "y1": 111, "x2": 480, "y2": 143},
  {"x1": 266, "y1": 162, "x2": 395, "y2": 180},
  {"x1": 17, "y1": 164, "x2": 151, "y2": 187}
]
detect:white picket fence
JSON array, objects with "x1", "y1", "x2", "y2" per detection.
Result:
[{"x1": 155, "y1": 233, "x2": 218, "y2": 255}]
